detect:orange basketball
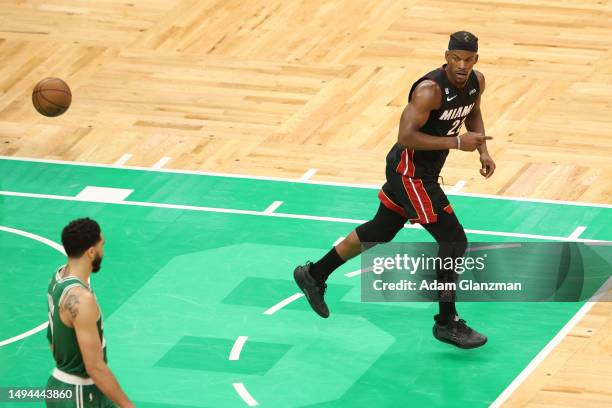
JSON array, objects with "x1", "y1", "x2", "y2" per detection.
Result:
[{"x1": 32, "y1": 77, "x2": 72, "y2": 117}]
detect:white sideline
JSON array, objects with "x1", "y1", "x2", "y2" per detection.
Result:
[
  {"x1": 1, "y1": 155, "x2": 611, "y2": 208},
  {"x1": 0, "y1": 190, "x2": 606, "y2": 243},
  {"x1": 490, "y1": 276, "x2": 612, "y2": 408}
]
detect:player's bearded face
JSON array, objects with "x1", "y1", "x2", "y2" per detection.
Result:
[
  {"x1": 91, "y1": 233, "x2": 105, "y2": 273},
  {"x1": 92, "y1": 250, "x2": 103, "y2": 273},
  {"x1": 445, "y1": 50, "x2": 478, "y2": 84}
]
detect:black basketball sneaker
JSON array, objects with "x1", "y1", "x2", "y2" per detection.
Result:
[
  {"x1": 433, "y1": 317, "x2": 487, "y2": 349},
  {"x1": 293, "y1": 262, "x2": 330, "y2": 318}
]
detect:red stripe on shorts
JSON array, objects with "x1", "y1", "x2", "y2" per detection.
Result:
[{"x1": 378, "y1": 190, "x2": 407, "y2": 218}]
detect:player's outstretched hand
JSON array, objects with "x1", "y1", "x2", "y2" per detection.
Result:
[
  {"x1": 479, "y1": 152, "x2": 496, "y2": 178},
  {"x1": 458, "y1": 131, "x2": 493, "y2": 152}
]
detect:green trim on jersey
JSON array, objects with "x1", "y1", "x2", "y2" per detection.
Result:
[{"x1": 47, "y1": 266, "x2": 107, "y2": 378}]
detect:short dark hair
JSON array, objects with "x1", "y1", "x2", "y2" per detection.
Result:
[
  {"x1": 61, "y1": 218, "x2": 102, "y2": 257},
  {"x1": 449, "y1": 31, "x2": 478, "y2": 52}
]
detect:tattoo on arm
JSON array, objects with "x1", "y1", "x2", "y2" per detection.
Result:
[{"x1": 63, "y1": 293, "x2": 80, "y2": 318}]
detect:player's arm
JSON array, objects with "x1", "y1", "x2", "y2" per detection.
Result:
[
  {"x1": 66, "y1": 288, "x2": 135, "y2": 408},
  {"x1": 47, "y1": 326, "x2": 54, "y2": 353},
  {"x1": 465, "y1": 71, "x2": 496, "y2": 177},
  {"x1": 465, "y1": 71, "x2": 487, "y2": 149},
  {"x1": 398, "y1": 80, "x2": 490, "y2": 151}
]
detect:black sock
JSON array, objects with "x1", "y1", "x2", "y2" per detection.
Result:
[
  {"x1": 436, "y1": 299, "x2": 457, "y2": 325},
  {"x1": 310, "y1": 247, "x2": 345, "y2": 283}
]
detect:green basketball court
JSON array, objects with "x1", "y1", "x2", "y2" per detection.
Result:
[{"x1": 1, "y1": 157, "x2": 610, "y2": 407}]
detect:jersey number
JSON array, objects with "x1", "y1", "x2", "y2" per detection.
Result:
[{"x1": 447, "y1": 118, "x2": 466, "y2": 136}]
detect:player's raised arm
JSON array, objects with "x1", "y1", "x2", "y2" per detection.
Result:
[
  {"x1": 69, "y1": 287, "x2": 135, "y2": 408},
  {"x1": 464, "y1": 71, "x2": 486, "y2": 136}
]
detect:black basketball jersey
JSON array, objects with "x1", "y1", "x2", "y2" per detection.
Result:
[{"x1": 387, "y1": 65, "x2": 480, "y2": 179}]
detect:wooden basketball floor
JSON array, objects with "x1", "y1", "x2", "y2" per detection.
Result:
[{"x1": 0, "y1": 1, "x2": 611, "y2": 407}]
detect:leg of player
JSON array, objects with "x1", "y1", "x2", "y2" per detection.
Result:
[
  {"x1": 422, "y1": 211, "x2": 487, "y2": 348},
  {"x1": 294, "y1": 204, "x2": 406, "y2": 318}
]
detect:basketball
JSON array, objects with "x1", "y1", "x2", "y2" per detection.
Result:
[{"x1": 32, "y1": 77, "x2": 72, "y2": 117}]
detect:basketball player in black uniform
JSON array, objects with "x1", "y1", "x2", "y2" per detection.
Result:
[{"x1": 294, "y1": 31, "x2": 495, "y2": 349}]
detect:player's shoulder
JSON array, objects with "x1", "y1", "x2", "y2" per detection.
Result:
[
  {"x1": 414, "y1": 79, "x2": 442, "y2": 95},
  {"x1": 472, "y1": 69, "x2": 485, "y2": 91},
  {"x1": 64, "y1": 284, "x2": 91, "y2": 296},
  {"x1": 411, "y1": 79, "x2": 442, "y2": 106},
  {"x1": 472, "y1": 69, "x2": 485, "y2": 81},
  {"x1": 70, "y1": 289, "x2": 99, "y2": 325},
  {"x1": 62, "y1": 285, "x2": 96, "y2": 309}
]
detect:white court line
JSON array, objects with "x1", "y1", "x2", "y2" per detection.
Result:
[
  {"x1": 263, "y1": 293, "x2": 304, "y2": 315},
  {"x1": 345, "y1": 266, "x2": 373, "y2": 278},
  {"x1": 0, "y1": 322, "x2": 49, "y2": 347},
  {"x1": 447, "y1": 180, "x2": 467, "y2": 194},
  {"x1": 299, "y1": 168, "x2": 318, "y2": 181},
  {"x1": 1, "y1": 155, "x2": 610, "y2": 406},
  {"x1": 264, "y1": 201, "x2": 283, "y2": 214},
  {"x1": 467, "y1": 243, "x2": 522, "y2": 252},
  {"x1": 490, "y1": 275, "x2": 612, "y2": 408},
  {"x1": 152, "y1": 156, "x2": 171, "y2": 169},
  {"x1": 113, "y1": 154, "x2": 132, "y2": 166},
  {"x1": 75, "y1": 186, "x2": 134, "y2": 203},
  {"x1": 0, "y1": 190, "x2": 368, "y2": 225},
  {"x1": 232, "y1": 383, "x2": 258, "y2": 406},
  {"x1": 229, "y1": 336, "x2": 248, "y2": 361},
  {"x1": 455, "y1": 191, "x2": 612, "y2": 208},
  {"x1": 0, "y1": 226, "x2": 66, "y2": 254},
  {"x1": 333, "y1": 236, "x2": 344, "y2": 246},
  {"x1": 0, "y1": 226, "x2": 65, "y2": 347},
  {"x1": 2, "y1": 155, "x2": 611, "y2": 208},
  {"x1": 568, "y1": 226, "x2": 587, "y2": 240},
  {"x1": 0, "y1": 190, "x2": 607, "y2": 243},
  {"x1": 460, "y1": 228, "x2": 587, "y2": 242}
]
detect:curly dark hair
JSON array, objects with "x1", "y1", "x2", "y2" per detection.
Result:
[{"x1": 61, "y1": 218, "x2": 102, "y2": 257}]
